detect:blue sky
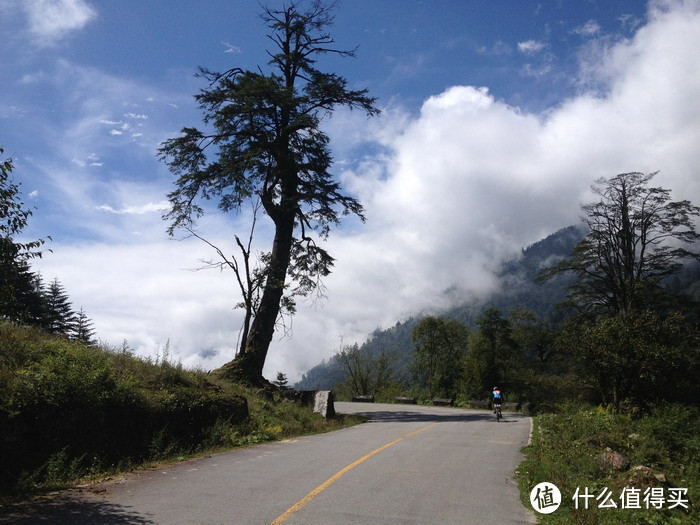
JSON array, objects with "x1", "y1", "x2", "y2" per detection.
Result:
[{"x1": 2, "y1": 0, "x2": 699, "y2": 381}]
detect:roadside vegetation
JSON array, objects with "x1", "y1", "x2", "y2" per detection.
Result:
[
  {"x1": 0, "y1": 322, "x2": 362, "y2": 504},
  {"x1": 519, "y1": 402, "x2": 698, "y2": 524}
]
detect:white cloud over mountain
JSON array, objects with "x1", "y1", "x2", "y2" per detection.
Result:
[{"x1": 29, "y1": 0, "x2": 700, "y2": 382}]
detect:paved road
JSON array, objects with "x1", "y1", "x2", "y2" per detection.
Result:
[{"x1": 1, "y1": 403, "x2": 535, "y2": 524}]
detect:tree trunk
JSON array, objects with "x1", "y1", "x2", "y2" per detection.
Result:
[{"x1": 218, "y1": 210, "x2": 295, "y2": 384}]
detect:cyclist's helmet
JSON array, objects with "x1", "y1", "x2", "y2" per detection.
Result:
[{"x1": 493, "y1": 386, "x2": 499, "y2": 390}]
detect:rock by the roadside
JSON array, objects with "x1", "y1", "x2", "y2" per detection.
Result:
[
  {"x1": 626, "y1": 465, "x2": 668, "y2": 487},
  {"x1": 596, "y1": 448, "x2": 631, "y2": 472}
]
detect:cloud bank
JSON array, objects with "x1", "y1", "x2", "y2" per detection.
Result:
[{"x1": 32, "y1": 0, "x2": 700, "y2": 382}]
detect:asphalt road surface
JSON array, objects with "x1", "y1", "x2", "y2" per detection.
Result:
[{"x1": 1, "y1": 403, "x2": 535, "y2": 524}]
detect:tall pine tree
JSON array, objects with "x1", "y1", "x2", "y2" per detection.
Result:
[
  {"x1": 72, "y1": 306, "x2": 97, "y2": 346},
  {"x1": 43, "y1": 278, "x2": 75, "y2": 336}
]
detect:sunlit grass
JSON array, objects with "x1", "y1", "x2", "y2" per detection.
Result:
[{"x1": 0, "y1": 321, "x2": 363, "y2": 503}]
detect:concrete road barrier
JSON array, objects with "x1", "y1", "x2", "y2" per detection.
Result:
[
  {"x1": 313, "y1": 391, "x2": 335, "y2": 419},
  {"x1": 352, "y1": 395, "x2": 375, "y2": 403}
]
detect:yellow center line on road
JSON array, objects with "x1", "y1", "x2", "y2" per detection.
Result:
[{"x1": 270, "y1": 422, "x2": 442, "y2": 525}]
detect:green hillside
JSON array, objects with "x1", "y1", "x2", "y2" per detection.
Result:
[{"x1": 0, "y1": 323, "x2": 359, "y2": 502}]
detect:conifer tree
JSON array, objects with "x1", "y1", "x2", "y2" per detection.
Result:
[
  {"x1": 72, "y1": 306, "x2": 97, "y2": 346},
  {"x1": 273, "y1": 372, "x2": 289, "y2": 390},
  {"x1": 159, "y1": 2, "x2": 378, "y2": 384},
  {"x1": 1, "y1": 147, "x2": 50, "y2": 323},
  {"x1": 43, "y1": 278, "x2": 76, "y2": 335}
]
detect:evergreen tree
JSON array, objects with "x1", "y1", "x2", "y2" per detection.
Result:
[
  {"x1": 159, "y1": 1, "x2": 378, "y2": 384},
  {"x1": 72, "y1": 306, "x2": 97, "y2": 346},
  {"x1": 273, "y1": 372, "x2": 289, "y2": 390},
  {"x1": 412, "y1": 316, "x2": 469, "y2": 398},
  {"x1": 43, "y1": 278, "x2": 76, "y2": 336},
  {"x1": 463, "y1": 308, "x2": 519, "y2": 398},
  {"x1": 0, "y1": 256, "x2": 45, "y2": 324},
  {"x1": 1, "y1": 147, "x2": 49, "y2": 323}
]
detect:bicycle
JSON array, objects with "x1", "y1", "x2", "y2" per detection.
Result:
[{"x1": 494, "y1": 402, "x2": 502, "y2": 422}]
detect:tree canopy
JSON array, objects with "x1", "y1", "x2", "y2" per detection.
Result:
[
  {"x1": 412, "y1": 316, "x2": 469, "y2": 398},
  {"x1": 539, "y1": 172, "x2": 700, "y2": 316},
  {"x1": 1, "y1": 147, "x2": 50, "y2": 323},
  {"x1": 159, "y1": 1, "x2": 378, "y2": 383}
]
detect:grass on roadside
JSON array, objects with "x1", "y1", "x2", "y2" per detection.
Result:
[
  {"x1": 518, "y1": 402, "x2": 698, "y2": 524},
  {"x1": 0, "y1": 322, "x2": 364, "y2": 505}
]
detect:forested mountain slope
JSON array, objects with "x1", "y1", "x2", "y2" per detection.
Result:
[
  {"x1": 296, "y1": 225, "x2": 583, "y2": 389},
  {"x1": 296, "y1": 224, "x2": 700, "y2": 390}
]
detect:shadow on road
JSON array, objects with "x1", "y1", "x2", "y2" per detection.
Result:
[
  {"x1": 346, "y1": 409, "x2": 527, "y2": 424},
  {"x1": 0, "y1": 494, "x2": 154, "y2": 525}
]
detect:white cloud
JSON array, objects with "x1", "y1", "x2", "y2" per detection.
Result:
[
  {"x1": 96, "y1": 201, "x2": 170, "y2": 215},
  {"x1": 29, "y1": 0, "x2": 700, "y2": 384},
  {"x1": 517, "y1": 39, "x2": 546, "y2": 54},
  {"x1": 33, "y1": 240, "x2": 243, "y2": 370},
  {"x1": 221, "y1": 41, "x2": 242, "y2": 54},
  {"x1": 617, "y1": 13, "x2": 643, "y2": 32},
  {"x1": 23, "y1": 0, "x2": 96, "y2": 46},
  {"x1": 522, "y1": 60, "x2": 554, "y2": 78},
  {"x1": 573, "y1": 20, "x2": 602, "y2": 36},
  {"x1": 19, "y1": 72, "x2": 45, "y2": 84}
]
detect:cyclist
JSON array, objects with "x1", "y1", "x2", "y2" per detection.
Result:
[{"x1": 492, "y1": 386, "x2": 503, "y2": 413}]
